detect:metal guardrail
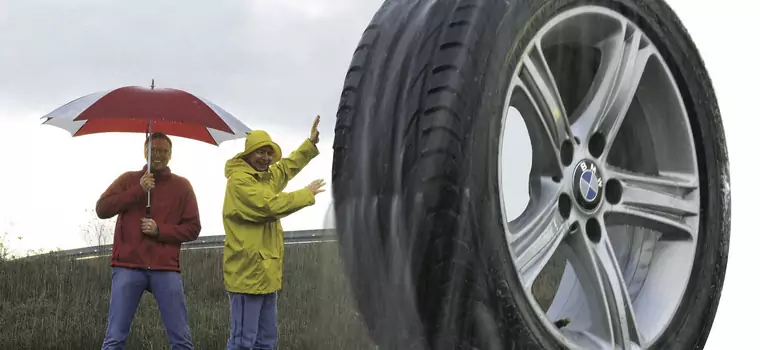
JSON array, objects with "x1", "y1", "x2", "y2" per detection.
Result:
[{"x1": 43, "y1": 228, "x2": 337, "y2": 259}]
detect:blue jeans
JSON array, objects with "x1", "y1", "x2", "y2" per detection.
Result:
[
  {"x1": 227, "y1": 292, "x2": 278, "y2": 350},
  {"x1": 101, "y1": 267, "x2": 193, "y2": 350}
]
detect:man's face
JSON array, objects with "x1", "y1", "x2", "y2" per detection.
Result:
[
  {"x1": 144, "y1": 138, "x2": 172, "y2": 171},
  {"x1": 245, "y1": 145, "x2": 274, "y2": 172}
]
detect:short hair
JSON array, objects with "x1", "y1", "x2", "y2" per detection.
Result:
[{"x1": 144, "y1": 132, "x2": 172, "y2": 148}]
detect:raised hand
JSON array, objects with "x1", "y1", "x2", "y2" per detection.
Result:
[
  {"x1": 309, "y1": 115, "x2": 321, "y2": 145},
  {"x1": 305, "y1": 179, "x2": 326, "y2": 195}
]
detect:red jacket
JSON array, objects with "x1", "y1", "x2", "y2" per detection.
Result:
[{"x1": 95, "y1": 165, "x2": 201, "y2": 271}]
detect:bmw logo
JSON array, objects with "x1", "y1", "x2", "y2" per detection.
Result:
[{"x1": 573, "y1": 160, "x2": 604, "y2": 210}]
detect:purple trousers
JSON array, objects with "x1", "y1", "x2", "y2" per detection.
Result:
[{"x1": 226, "y1": 291, "x2": 278, "y2": 350}]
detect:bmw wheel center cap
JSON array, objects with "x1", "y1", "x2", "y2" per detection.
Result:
[{"x1": 573, "y1": 159, "x2": 604, "y2": 210}]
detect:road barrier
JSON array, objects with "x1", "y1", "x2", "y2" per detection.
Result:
[{"x1": 43, "y1": 228, "x2": 338, "y2": 260}]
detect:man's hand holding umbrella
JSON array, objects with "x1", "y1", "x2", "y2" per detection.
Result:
[
  {"x1": 139, "y1": 172, "x2": 159, "y2": 237},
  {"x1": 140, "y1": 172, "x2": 155, "y2": 192},
  {"x1": 141, "y1": 218, "x2": 159, "y2": 237}
]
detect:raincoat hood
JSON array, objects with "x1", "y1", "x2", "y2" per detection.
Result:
[
  {"x1": 225, "y1": 130, "x2": 282, "y2": 179},
  {"x1": 237, "y1": 130, "x2": 282, "y2": 161}
]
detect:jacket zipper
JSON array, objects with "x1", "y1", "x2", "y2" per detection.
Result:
[{"x1": 147, "y1": 238, "x2": 152, "y2": 270}]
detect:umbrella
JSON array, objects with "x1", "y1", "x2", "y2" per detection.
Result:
[{"x1": 41, "y1": 79, "x2": 251, "y2": 217}]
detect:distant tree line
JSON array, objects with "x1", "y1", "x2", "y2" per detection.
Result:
[
  {"x1": 81, "y1": 209, "x2": 115, "y2": 253},
  {"x1": 0, "y1": 209, "x2": 113, "y2": 262}
]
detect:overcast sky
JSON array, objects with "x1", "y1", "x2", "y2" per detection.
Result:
[
  {"x1": 0, "y1": 0, "x2": 382, "y2": 252},
  {"x1": 0, "y1": 0, "x2": 755, "y2": 348}
]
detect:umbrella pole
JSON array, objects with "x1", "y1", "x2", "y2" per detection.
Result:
[
  {"x1": 146, "y1": 120, "x2": 152, "y2": 218},
  {"x1": 146, "y1": 79, "x2": 155, "y2": 218}
]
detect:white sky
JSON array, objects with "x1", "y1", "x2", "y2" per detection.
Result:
[
  {"x1": 0, "y1": 0, "x2": 755, "y2": 348},
  {"x1": 0, "y1": 0, "x2": 380, "y2": 253}
]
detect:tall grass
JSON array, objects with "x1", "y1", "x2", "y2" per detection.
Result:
[{"x1": 0, "y1": 242, "x2": 375, "y2": 350}]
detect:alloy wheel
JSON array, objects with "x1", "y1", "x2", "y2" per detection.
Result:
[{"x1": 499, "y1": 6, "x2": 700, "y2": 349}]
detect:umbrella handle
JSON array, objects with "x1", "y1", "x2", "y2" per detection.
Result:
[{"x1": 146, "y1": 120, "x2": 153, "y2": 219}]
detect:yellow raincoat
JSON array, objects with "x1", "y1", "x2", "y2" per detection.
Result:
[{"x1": 222, "y1": 130, "x2": 319, "y2": 294}]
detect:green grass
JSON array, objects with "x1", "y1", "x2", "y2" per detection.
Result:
[{"x1": 0, "y1": 242, "x2": 376, "y2": 350}]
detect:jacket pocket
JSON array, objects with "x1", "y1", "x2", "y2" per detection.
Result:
[
  {"x1": 258, "y1": 249, "x2": 280, "y2": 260},
  {"x1": 256, "y1": 250, "x2": 283, "y2": 291}
]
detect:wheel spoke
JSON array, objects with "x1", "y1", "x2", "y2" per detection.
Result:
[
  {"x1": 566, "y1": 224, "x2": 641, "y2": 349},
  {"x1": 513, "y1": 41, "x2": 572, "y2": 177},
  {"x1": 571, "y1": 22, "x2": 655, "y2": 157},
  {"x1": 605, "y1": 167, "x2": 699, "y2": 240},
  {"x1": 522, "y1": 40, "x2": 573, "y2": 146},
  {"x1": 508, "y1": 183, "x2": 568, "y2": 287}
]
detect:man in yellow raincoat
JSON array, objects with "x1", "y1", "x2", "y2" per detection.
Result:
[{"x1": 222, "y1": 116, "x2": 326, "y2": 350}]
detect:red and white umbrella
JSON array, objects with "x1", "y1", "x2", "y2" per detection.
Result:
[
  {"x1": 41, "y1": 80, "x2": 251, "y2": 216},
  {"x1": 41, "y1": 80, "x2": 250, "y2": 145}
]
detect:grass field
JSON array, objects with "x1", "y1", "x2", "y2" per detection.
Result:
[{"x1": 0, "y1": 242, "x2": 376, "y2": 350}]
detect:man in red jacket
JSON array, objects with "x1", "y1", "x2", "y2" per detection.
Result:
[{"x1": 96, "y1": 132, "x2": 201, "y2": 350}]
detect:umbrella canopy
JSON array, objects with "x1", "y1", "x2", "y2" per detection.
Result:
[
  {"x1": 41, "y1": 81, "x2": 252, "y2": 217},
  {"x1": 41, "y1": 83, "x2": 250, "y2": 145}
]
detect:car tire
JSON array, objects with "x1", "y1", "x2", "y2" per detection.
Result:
[{"x1": 331, "y1": 0, "x2": 730, "y2": 349}]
